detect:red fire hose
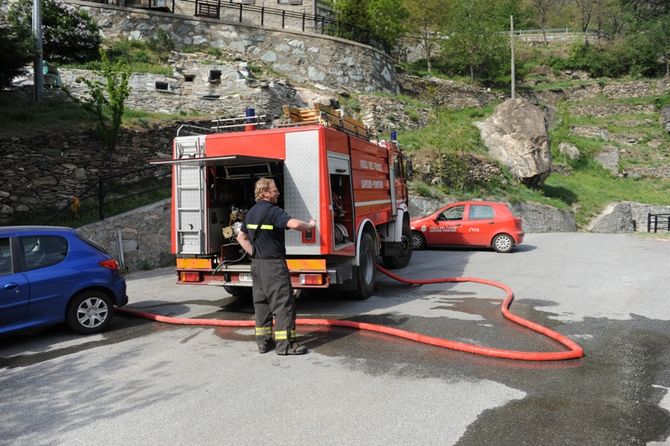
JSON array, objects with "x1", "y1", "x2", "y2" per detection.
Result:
[{"x1": 117, "y1": 265, "x2": 584, "y2": 362}]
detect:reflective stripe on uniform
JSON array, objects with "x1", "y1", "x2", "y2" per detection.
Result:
[
  {"x1": 255, "y1": 326, "x2": 273, "y2": 336},
  {"x1": 274, "y1": 330, "x2": 297, "y2": 340},
  {"x1": 247, "y1": 224, "x2": 274, "y2": 230}
]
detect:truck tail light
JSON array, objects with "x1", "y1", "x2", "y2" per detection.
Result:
[
  {"x1": 99, "y1": 259, "x2": 120, "y2": 271},
  {"x1": 299, "y1": 274, "x2": 324, "y2": 285},
  {"x1": 180, "y1": 272, "x2": 202, "y2": 282}
]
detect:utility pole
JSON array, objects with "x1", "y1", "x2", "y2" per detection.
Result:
[
  {"x1": 32, "y1": 0, "x2": 44, "y2": 102},
  {"x1": 510, "y1": 15, "x2": 516, "y2": 100}
]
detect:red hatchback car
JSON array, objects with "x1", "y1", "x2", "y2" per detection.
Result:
[{"x1": 410, "y1": 201, "x2": 524, "y2": 253}]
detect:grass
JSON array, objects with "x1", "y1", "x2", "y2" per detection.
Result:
[
  {"x1": 0, "y1": 91, "x2": 201, "y2": 135},
  {"x1": 0, "y1": 90, "x2": 95, "y2": 136},
  {"x1": 545, "y1": 169, "x2": 670, "y2": 226},
  {"x1": 399, "y1": 105, "x2": 494, "y2": 154},
  {"x1": 394, "y1": 75, "x2": 670, "y2": 228}
]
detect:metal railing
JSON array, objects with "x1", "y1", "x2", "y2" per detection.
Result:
[
  {"x1": 82, "y1": 0, "x2": 387, "y2": 52},
  {"x1": 43, "y1": 165, "x2": 171, "y2": 226},
  {"x1": 647, "y1": 213, "x2": 670, "y2": 233}
]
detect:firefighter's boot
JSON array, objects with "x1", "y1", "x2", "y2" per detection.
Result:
[{"x1": 255, "y1": 326, "x2": 274, "y2": 354}]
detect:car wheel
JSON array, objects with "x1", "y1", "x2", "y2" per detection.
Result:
[
  {"x1": 351, "y1": 232, "x2": 376, "y2": 299},
  {"x1": 492, "y1": 234, "x2": 514, "y2": 253},
  {"x1": 383, "y1": 225, "x2": 413, "y2": 269},
  {"x1": 66, "y1": 290, "x2": 114, "y2": 334},
  {"x1": 411, "y1": 231, "x2": 426, "y2": 250}
]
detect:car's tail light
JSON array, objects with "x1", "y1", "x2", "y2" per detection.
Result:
[
  {"x1": 299, "y1": 273, "x2": 324, "y2": 285},
  {"x1": 180, "y1": 272, "x2": 202, "y2": 282},
  {"x1": 99, "y1": 259, "x2": 120, "y2": 271}
]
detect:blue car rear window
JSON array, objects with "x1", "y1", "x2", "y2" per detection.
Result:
[
  {"x1": 0, "y1": 238, "x2": 11, "y2": 276},
  {"x1": 76, "y1": 234, "x2": 109, "y2": 255},
  {"x1": 20, "y1": 235, "x2": 68, "y2": 271}
]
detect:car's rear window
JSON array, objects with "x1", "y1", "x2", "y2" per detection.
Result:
[
  {"x1": 0, "y1": 238, "x2": 11, "y2": 276},
  {"x1": 20, "y1": 235, "x2": 68, "y2": 271},
  {"x1": 76, "y1": 234, "x2": 109, "y2": 255},
  {"x1": 469, "y1": 205, "x2": 495, "y2": 220}
]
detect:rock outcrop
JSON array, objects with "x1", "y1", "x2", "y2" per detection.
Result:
[
  {"x1": 398, "y1": 74, "x2": 502, "y2": 108},
  {"x1": 475, "y1": 98, "x2": 552, "y2": 187},
  {"x1": 661, "y1": 105, "x2": 670, "y2": 134},
  {"x1": 588, "y1": 202, "x2": 670, "y2": 233}
]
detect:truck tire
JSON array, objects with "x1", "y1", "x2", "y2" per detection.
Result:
[
  {"x1": 224, "y1": 286, "x2": 252, "y2": 299},
  {"x1": 351, "y1": 232, "x2": 376, "y2": 299},
  {"x1": 383, "y1": 225, "x2": 413, "y2": 269}
]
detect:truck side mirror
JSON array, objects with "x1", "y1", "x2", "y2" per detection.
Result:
[{"x1": 405, "y1": 158, "x2": 413, "y2": 178}]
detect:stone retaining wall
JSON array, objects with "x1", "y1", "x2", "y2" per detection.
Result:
[
  {"x1": 77, "y1": 199, "x2": 173, "y2": 272},
  {"x1": 69, "y1": 0, "x2": 397, "y2": 94},
  {"x1": 78, "y1": 195, "x2": 579, "y2": 273},
  {"x1": 587, "y1": 202, "x2": 670, "y2": 233},
  {"x1": 408, "y1": 196, "x2": 577, "y2": 233},
  {"x1": 0, "y1": 117, "x2": 191, "y2": 225}
]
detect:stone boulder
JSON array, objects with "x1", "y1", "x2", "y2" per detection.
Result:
[
  {"x1": 587, "y1": 201, "x2": 670, "y2": 233},
  {"x1": 475, "y1": 98, "x2": 552, "y2": 187},
  {"x1": 661, "y1": 105, "x2": 670, "y2": 134},
  {"x1": 594, "y1": 145, "x2": 620, "y2": 175},
  {"x1": 587, "y1": 202, "x2": 636, "y2": 233},
  {"x1": 558, "y1": 142, "x2": 580, "y2": 160}
]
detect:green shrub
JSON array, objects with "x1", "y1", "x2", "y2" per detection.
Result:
[
  {"x1": 148, "y1": 28, "x2": 175, "y2": 62},
  {"x1": 8, "y1": 0, "x2": 101, "y2": 63},
  {"x1": 206, "y1": 47, "x2": 222, "y2": 58},
  {"x1": 0, "y1": 26, "x2": 30, "y2": 89}
]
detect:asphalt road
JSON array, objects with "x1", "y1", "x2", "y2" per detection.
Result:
[{"x1": 0, "y1": 233, "x2": 669, "y2": 446}]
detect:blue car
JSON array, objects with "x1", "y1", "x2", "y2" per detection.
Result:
[{"x1": 0, "y1": 226, "x2": 128, "y2": 335}]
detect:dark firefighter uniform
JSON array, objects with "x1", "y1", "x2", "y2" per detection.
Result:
[{"x1": 241, "y1": 200, "x2": 301, "y2": 354}]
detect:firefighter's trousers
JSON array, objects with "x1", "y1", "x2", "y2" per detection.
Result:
[{"x1": 250, "y1": 258, "x2": 297, "y2": 353}]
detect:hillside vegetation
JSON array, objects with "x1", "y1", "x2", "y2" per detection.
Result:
[{"x1": 1, "y1": 0, "x2": 669, "y2": 228}]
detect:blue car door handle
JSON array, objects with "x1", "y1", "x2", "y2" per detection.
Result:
[{"x1": 4, "y1": 282, "x2": 18, "y2": 291}]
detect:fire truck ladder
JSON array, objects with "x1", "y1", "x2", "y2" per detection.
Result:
[
  {"x1": 282, "y1": 104, "x2": 370, "y2": 140},
  {"x1": 174, "y1": 136, "x2": 206, "y2": 255}
]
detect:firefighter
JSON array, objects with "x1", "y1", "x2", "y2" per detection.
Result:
[{"x1": 237, "y1": 178, "x2": 316, "y2": 355}]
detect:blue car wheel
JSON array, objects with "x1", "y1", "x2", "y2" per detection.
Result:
[{"x1": 66, "y1": 290, "x2": 114, "y2": 334}]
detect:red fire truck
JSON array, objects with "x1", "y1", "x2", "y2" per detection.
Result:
[{"x1": 152, "y1": 106, "x2": 412, "y2": 299}]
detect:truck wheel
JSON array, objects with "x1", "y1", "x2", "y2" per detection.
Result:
[
  {"x1": 224, "y1": 286, "x2": 252, "y2": 299},
  {"x1": 66, "y1": 290, "x2": 113, "y2": 335},
  {"x1": 352, "y1": 232, "x2": 376, "y2": 299},
  {"x1": 383, "y1": 225, "x2": 413, "y2": 269}
]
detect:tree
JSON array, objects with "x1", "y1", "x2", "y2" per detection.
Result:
[
  {"x1": 65, "y1": 51, "x2": 130, "y2": 169},
  {"x1": 495, "y1": 0, "x2": 533, "y2": 29},
  {"x1": 619, "y1": 0, "x2": 670, "y2": 20},
  {"x1": 8, "y1": 0, "x2": 101, "y2": 63},
  {"x1": 333, "y1": 0, "x2": 372, "y2": 44},
  {"x1": 441, "y1": 0, "x2": 509, "y2": 83},
  {"x1": 532, "y1": 0, "x2": 558, "y2": 44},
  {"x1": 333, "y1": 0, "x2": 408, "y2": 52},
  {"x1": 367, "y1": 0, "x2": 408, "y2": 52},
  {"x1": 0, "y1": 26, "x2": 30, "y2": 89},
  {"x1": 404, "y1": 0, "x2": 448, "y2": 73}
]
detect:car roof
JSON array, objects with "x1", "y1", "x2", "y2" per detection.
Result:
[
  {"x1": 448, "y1": 201, "x2": 507, "y2": 207},
  {"x1": 0, "y1": 226, "x2": 75, "y2": 237}
]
